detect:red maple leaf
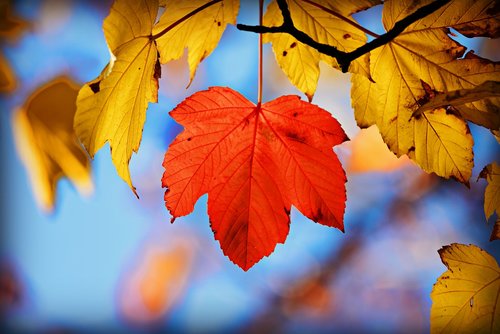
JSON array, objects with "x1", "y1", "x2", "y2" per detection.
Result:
[{"x1": 162, "y1": 87, "x2": 348, "y2": 270}]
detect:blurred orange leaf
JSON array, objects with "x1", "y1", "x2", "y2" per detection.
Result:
[
  {"x1": 347, "y1": 125, "x2": 411, "y2": 173},
  {"x1": 120, "y1": 241, "x2": 193, "y2": 323},
  {"x1": 13, "y1": 76, "x2": 93, "y2": 212},
  {"x1": 0, "y1": 264, "x2": 22, "y2": 312}
]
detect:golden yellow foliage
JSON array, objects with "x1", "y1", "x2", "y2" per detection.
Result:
[
  {"x1": 408, "y1": 0, "x2": 500, "y2": 38},
  {"x1": 264, "y1": 0, "x2": 380, "y2": 100},
  {"x1": 75, "y1": 0, "x2": 160, "y2": 195},
  {"x1": 430, "y1": 243, "x2": 500, "y2": 333},
  {"x1": 351, "y1": 0, "x2": 499, "y2": 184},
  {"x1": 75, "y1": 0, "x2": 237, "y2": 195},
  {"x1": 480, "y1": 163, "x2": 500, "y2": 221},
  {"x1": 13, "y1": 77, "x2": 93, "y2": 212},
  {"x1": 153, "y1": 0, "x2": 239, "y2": 83}
]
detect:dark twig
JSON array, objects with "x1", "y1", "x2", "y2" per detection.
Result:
[{"x1": 237, "y1": 0, "x2": 451, "y2": 72}]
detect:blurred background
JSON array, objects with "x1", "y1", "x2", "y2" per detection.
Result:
[{"x1": 0, "y1": 0, "x2": 498, "y2": 333}]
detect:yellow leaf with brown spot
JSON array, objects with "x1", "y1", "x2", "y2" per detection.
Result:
[
  {"x1": 264, "y1": 0, "x2": 381, "y2": 100},
  {"x1": 74, "y1": 0, "x2": 160, "y2": 195},
  {"x1": 414, "y1": 81, "x2": 500, "y2": 130},
  {"x1": 13, "y1": 77, "x2": 93, "y2": 212},
  {"x1": 153, "y1": 0, "x2": 239, "y2": 84},
  {"x1": 409, "y1": 0, "x2": 499, "y2": 38},
  {"x1": 351, "y1": 0, "x2": 499, "y2": 184},
  {"x1": 430, "y1": 243, "x2": 500, "y2": 333},
  {"x1": 480, "y1": 163, "x2": 500, "y2": 221}
]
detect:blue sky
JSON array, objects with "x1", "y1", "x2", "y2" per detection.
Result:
[{"x1": 1, "y1": 1, "x2": 498, "y2": 333}]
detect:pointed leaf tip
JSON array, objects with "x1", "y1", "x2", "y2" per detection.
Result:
[{"x1": 74, "y1": 0, "x2": 160, "y2": 192}]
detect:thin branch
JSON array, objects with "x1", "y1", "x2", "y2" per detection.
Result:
[
  {"x1": 237, "y1": 0, "x2": 451, "y2": 72},
  {"x1": 258, "y1": 0, "x2": 264, "y2": 105},
  {"x1": 151, "y1": 0, "x2": 222, "y2": 40}
]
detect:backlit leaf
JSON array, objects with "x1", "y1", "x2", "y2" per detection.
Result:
[
  {"x1": 414, "y1": 81, "x2": 500, "y2": 130},
  {"x1": 74, "y1": 0, "x2": 160, "y2": 195},
  {"x1": 153, "y1": 0, "x2": 239, "y2": 84},
  {"x1": 479, "y1": 163, "x2": 500, "y2": 221},
  {"x1": 409, "y1": 0, "x2": 500, "y2": 38},
  {"x1": 264, "y1": 0, "x2": 380, "y2": 100},
  {"x1": 162, "y1": 87, "x2": 347, "y2": 270},
  {"x1": 13, "y1": 77, "x2": 93, "y2": 212},
  {"x1": 430, "y1": 243, "x2": 500, "y2": 334},
  {"x1": 351, "y1": 0, "x2": 500, "y2": 184}
]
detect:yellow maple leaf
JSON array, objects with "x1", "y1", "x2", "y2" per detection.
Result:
[
  {"x1": 153, "y1": 0, "x2": 239, "y2": 84},
  {"x1": 13, "y1": 77, "x2": 93, "y2": 212},
  {"x1": 351, "y1": 0, "x2": 499, "y2": 184},
  {"x1": 407, "y1": 0, "x2": 500, "y2": 38},
  {"x1": 430, "y1": 243, "x2": 500, "y2": 333},
  {"x1": 480, "y1": 163, "x2": 500, "y2": 221},
  {"x1": 74, "y1": 0, "x2": 160, "y2": 195},
  {"x1": 264, "y1": 0, "x2": 380, "y2": 100}
]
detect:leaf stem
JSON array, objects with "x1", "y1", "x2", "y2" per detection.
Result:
[
  {"x1": 151, "y1": 0, "x2": 222, "y2": 40},
  {"x1": 237, "y1": 0, "x2": 450, "y2": 72},
  {"x1": 257, "y1": 0, "x2": 264, "y2": 105}
]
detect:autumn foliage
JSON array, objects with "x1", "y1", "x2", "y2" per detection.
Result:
[
  {"x1": 162, "y1": 87, "x2": 347, "y2": 269},
  {"x1": 7, "y1": 0, "x2": 500, "y2": 332}
]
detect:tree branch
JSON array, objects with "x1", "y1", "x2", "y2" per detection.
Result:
[{"x1": 237, "y1": 0, "x2": 451, "y2": 72}]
